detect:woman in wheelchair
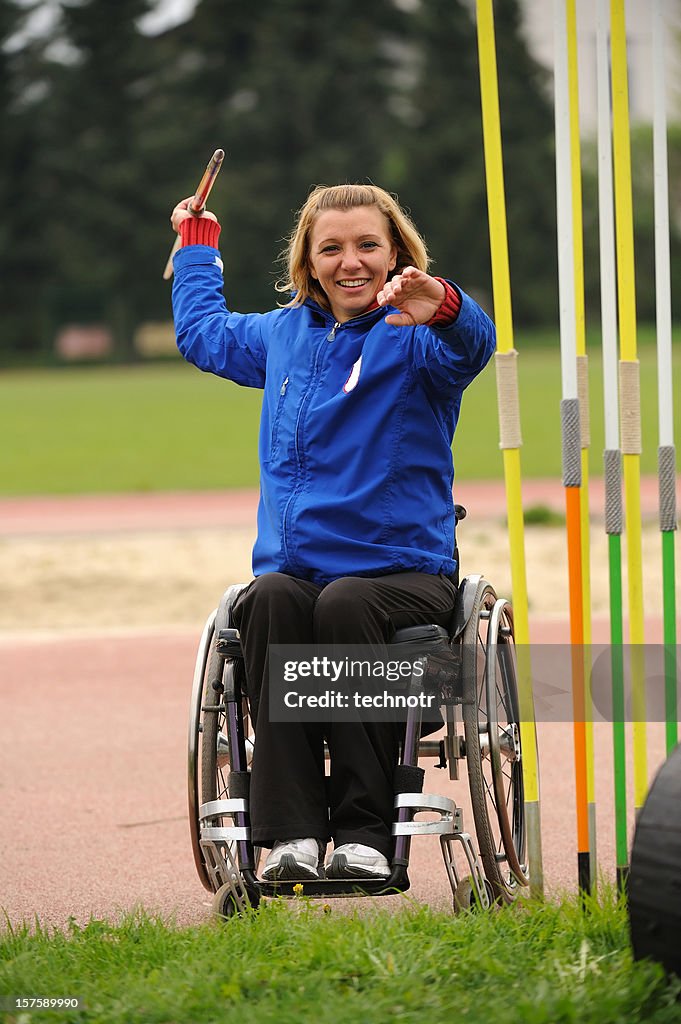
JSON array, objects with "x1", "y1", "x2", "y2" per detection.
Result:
[{"x1": 171, "y1": 183, "x2": 495, "y2": 883}]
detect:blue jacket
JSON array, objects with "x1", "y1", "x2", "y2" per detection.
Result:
[{"x1": 173, "y1": 244, "x2": 496, "y2": 585}]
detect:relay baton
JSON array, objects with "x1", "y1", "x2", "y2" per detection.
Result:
[{"x1": 163, "y1": 148, "x2": 225, "y2": 280}]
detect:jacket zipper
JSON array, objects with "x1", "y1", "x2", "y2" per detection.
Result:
[
  {"x1": 326, "y1": 309, "x2": 375, "y2": 341},
  {"x1": 280, "y1": 309, "x2": 373, "y2": 562},
  {"x1": 281, "y1": 336, "x2": 328, "y2": 564}
]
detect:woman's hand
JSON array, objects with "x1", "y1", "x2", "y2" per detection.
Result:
[
  {"x1": 170, "y1": 197, "x2": 219, "y2": 234},
  {"x1": 377, "y1": 266, "x2": 446, "y2": 327}
]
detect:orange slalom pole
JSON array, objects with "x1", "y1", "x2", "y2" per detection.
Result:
[
  {"x1": 567, "y1": 0, "x2": 596, "y2": 887},
  {"x1": 566, "y1": 485, "x2": 589, "y2": 885},
  {"x1": 554, "y1": 0, "x2": 591, "y2": 896}
]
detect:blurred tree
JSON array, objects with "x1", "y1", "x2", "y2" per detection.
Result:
[
  {"x1": 400, "y1": 0, "x2": 557, "y2": 326},
  {"x1": 582, "y1": 123, "x2": 681, "y2": 325},
  {"x1": 5, "y1": 0, "x2": 672, "y2": 364},
  {"x1": 0, "y1": 0, "x2": 54, "y2": 355},
  {"x1": 395, "y1": 0, "x2": 488, "y2": 299},
  {"x1": 165, "y1": 0, "x2": 410, "y2": 311},
  {"x1": 42, "y1": 0, "x2": 168, "y2": 358},
  {"x1": 494, "y1": 0, "x2": 558, "y2": 326}
]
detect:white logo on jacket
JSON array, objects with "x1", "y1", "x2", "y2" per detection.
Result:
[{"x1": 343, "y1": 355, "x2": 363, "y2": 394}]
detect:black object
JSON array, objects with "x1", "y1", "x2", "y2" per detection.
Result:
[
  {"x1": 629, "y1": 742, "x2": 681, "y2": 977},
  {"x1": 393, "y1": 764, "x2": 425, "y2": 794},
  {"x1": 215, "y1": 627, "x2": 243, "y2": 658}
]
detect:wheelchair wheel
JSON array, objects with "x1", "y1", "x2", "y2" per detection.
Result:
[
  {"x1": 188, "y1": 609, "x2": 218, "y2": 892},
  {"x1": 188, "y1": 585, "x2": 254, "y2": 893},
  {"x1": 454, "y1": 875, "x2": 494, "y2": 913},
  {"x1": 212, "y1": 881, "x2": 257, "y2": 920},
  {"x1": 461, "y1": 579, "x2": 529, "y2": 902}
]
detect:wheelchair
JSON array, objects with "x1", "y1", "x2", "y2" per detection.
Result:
[{"x1": 187, "y1": 507, "x2": 534, "y2": 917}]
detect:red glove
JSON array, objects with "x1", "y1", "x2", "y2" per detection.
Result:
[{"x1": 179, "y1": 215, "x2": 221, "y2": 248}]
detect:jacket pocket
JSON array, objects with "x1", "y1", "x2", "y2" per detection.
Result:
[{"x1": 270, "y1": 375, "x2": 289, "y2": 460}]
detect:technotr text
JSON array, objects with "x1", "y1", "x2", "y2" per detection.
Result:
[{"x1": 284, "y1": 690, "x2": 437, "y2": 709}]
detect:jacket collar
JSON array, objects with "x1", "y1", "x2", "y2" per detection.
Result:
[{"x1": 303, "y1": 296, "x2": 384, "y2": 327}]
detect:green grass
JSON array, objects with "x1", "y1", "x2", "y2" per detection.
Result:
[
  {"x1": 1, "y1": 330, "x2": 679, "y2": 495},
  {"x1": 1, "y1": 893, "x2": 680, "y2": 1024},
  {"x1": 0, "y1": 363, "x2": 262, "y2": 495},
  {"x1": 522, "y1": 504, "x2": 567, "y2": 526}
]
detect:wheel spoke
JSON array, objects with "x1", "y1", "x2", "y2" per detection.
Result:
[{"x1": 483, "y1": 775, "x2": 498, "y2": 812}]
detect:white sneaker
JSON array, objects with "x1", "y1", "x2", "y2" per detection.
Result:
[
  {"x1": 326, "y1": 843, "x2": 391, "y2": 880},
  {"x1": 261, "y1": 838, "x2": 321, "y2": 881}
]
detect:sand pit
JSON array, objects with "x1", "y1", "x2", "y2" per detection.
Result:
[{"x1": 0, "y1": 517, "x2": 675, "y2": 636}]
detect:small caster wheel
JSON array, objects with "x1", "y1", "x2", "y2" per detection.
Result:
[
  {"x1": 212, "y1": 882, "x2": 257, "y2": 919},
  {"x1": 454, "y1": 875, "x2": 494, "y2": 912},
  {"x1": 212, "y1": 883, "x2": 240, "y2": 919}
]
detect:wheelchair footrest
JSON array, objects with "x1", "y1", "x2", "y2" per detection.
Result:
[
  {"x1": 200, "y1": 798, "x2": 247, "y2": 818},
  {"x1": 200, "y1": 798, "x2": 251, "y2": 841},
  {"x1": 202, "y1": 825, "x2": 251, "y2": 842},
  {"x1": 200, "y1": 837, "x2": 252, "y2": 909},
  {"x1": 392, "y1": 792, "x2": 463, "y2": 836},
  {"x1": 440, "y1": 831, "x2": 490, "y2": 909}
]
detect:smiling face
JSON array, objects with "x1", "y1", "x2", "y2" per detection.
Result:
[{"x1": 307, "y1": 206, "x2": 398, "y2": 323}]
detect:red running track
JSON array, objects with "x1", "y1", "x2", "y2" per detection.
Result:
[{"x1": 0, "y1": 477, "x2": 668, "y2": 537}]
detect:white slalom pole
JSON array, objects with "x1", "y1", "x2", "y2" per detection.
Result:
[
  {"x1": 652, "y1": 0, "x2": 674, "y2": 452},
  {"x1": 596, "y1": 0, "x2": 619, "y2": 457},
  {"x1": 554, "y1": 0, "x2": 578, "y2": 408}
]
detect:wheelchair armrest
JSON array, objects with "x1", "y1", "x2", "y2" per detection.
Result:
[
  {"x1": 391, "y1": 624, "x2": 449, "y2": 646},
  {"x1": 390, "y1": 624, "x2": 453, "y2": 666},
  {"x1": 390, "y1": 624, "x2": 462, "y2": 706},
  {"x1": 215, "y1": 628, "x2": 243, "y2": 659}
]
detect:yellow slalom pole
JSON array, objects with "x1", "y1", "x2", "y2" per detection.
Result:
[
  {"x1": 476, "y1": 0, "x2": 543, "y2": 897},
  {"x1": 609, "y1": 0, "x2": 647, "y2": 810},
  {"x1": 566, "y1": 0, "x2": 597, "y2": 888}
]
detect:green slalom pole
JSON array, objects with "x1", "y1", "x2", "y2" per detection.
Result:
[
  {"x1": 597, "y1": 0, "x2": 628, "y2": 886},
  {"x1": 662, "y1": 530, "x2": 677, "y2": 753},
  {"x1": 608, "y1": 532, "x2": 628, "y2": 886}
]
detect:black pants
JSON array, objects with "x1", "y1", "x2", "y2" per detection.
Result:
[{"x1": 231, "y1": 571, "x2": 457, "y2": 859}]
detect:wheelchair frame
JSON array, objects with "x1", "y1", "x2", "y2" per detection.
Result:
[{"x1": 188, "y1": 564, "x2": 534, "y2": 917}]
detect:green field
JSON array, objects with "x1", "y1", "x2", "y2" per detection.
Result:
[
  {"x1": 1, "y1": 334, "x2": 678, "y2": 495},
  {"x1": 1, "y1": 894, "x2": 680, "y2": 1024}
]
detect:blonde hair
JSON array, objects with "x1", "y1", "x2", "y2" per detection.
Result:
[{"x1": 276, "y1": 183, "x2": 431, "y2": 309}]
